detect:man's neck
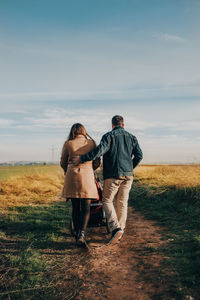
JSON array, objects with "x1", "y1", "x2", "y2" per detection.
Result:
[{"x1": 112, "y1": 125, "x2": 124, "y2": 130}]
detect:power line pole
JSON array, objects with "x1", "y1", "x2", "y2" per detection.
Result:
[{"x1": 50, "y1": 145, "x2": 56, "y2": 162}]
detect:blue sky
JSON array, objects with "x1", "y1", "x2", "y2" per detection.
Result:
[{"x1": 0, "y1": 0, "x2": 200, "y2": 163}]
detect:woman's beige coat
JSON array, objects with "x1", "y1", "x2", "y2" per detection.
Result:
[{"x1": 60, "y1": 135, "x2": 100, "y2": 199}]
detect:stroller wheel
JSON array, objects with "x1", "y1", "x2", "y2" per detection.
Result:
[
  {"x1": 69, "y1": 219, "x2": 76, "y2": 237},
  {"x1": 106, "y1": 218, "x2": 111, "y2": 233}
]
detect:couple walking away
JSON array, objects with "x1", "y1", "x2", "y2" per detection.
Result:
[{"x1": 60, "y1": 115, "x2": 143, "y2": 246}]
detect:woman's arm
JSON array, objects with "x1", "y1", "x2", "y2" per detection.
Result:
[
  {"x1": 92, "y1": 157, "x2": 101, "y2": 170},
  {"x1": 60, "y1": 142, "x2": 69, "y2": 174}
]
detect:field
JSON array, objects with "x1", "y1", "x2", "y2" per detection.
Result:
[
  {"x1": 0, "y1": 165, "x2": 63, "y2": 209},
  {"x1": 0, "y1": 164, "x2": 199, "y2": 299}
]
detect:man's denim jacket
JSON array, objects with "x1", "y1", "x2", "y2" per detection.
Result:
[{"x1": 80, "y1": 126, "x2": 143, "y2": 180}]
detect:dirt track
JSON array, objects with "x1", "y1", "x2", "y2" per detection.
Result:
[{"x1": 63, "y1": 207, "x2": 174, "y2": 300}]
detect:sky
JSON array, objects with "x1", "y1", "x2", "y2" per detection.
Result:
[{"x1": 0, "y1": 0, "x2": 200, "y2": 163}]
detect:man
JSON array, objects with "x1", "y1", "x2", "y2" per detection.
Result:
[{"x1": 73, "y1": 115, "x2": 143, "y2": 244}]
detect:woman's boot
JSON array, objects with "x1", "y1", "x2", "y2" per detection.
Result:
[{"x1": 76, "y1": 230, "x2": 86, "y2": 246}]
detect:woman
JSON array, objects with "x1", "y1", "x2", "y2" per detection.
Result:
[{"x1": 60, "y1": 123, "x2": 100, "y2": 246}]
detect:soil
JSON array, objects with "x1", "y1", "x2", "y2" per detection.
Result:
[{"x1": 61, "y1": 207, "x2": 175, "y2": 300}]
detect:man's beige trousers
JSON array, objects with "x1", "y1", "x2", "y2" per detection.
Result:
[{"x1": 102, "y1": 177, "x2": 133, "y2": 232}]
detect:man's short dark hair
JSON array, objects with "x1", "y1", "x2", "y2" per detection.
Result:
[{"x1": 112, "y1": 115, "x2": 124, "y2": 126}]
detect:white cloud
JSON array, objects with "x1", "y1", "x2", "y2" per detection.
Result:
[
  {"x1": 1, "y1": 104, "x2": 200, "y2": 163},
  {"x1": 16, "y1": 109, "x2": 112, "y2": 134},
  {"x1": 15, "y1": 108, "x2": 160, "y2": 133},
  {"x1": 141, "y1": 134, "x2": 200, "y2": 164},
  {"x1": 175, "y1": 120, "x2": 200, "y2": 131},
  {"x1": 159, "y1": 33, "x2": 186, "y2": 42},
  {"x1": 0, "y1": 80, "x2": 200, "y2": 103},
  {"x1": 1, "y1": 29, "x2": 200, "y2": 99},
  {"x1": 0, "y1": 119, "x2": 14, "y2": 127},
  {"x1": 0, "y1": 134, "x2": 17, "y2": 137}
]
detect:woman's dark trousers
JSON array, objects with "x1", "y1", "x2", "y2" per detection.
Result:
[{"x1": 71, "y1": 198, "x2": 91, "y2": 235}]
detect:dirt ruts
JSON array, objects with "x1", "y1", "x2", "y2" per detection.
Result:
[{"x1": 63, "y1": 207, "x2": 176, "y2": 300}]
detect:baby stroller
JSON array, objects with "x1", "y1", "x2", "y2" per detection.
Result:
[
  {"x1": 69, "y1": 176, "x2": 110, "y2": 235},
  {"x1": 88, "y1": 176, "x2": 105, "y2": 226}
]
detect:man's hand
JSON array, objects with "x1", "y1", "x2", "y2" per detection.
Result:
[{"x1": 72, "y1": 155, "x2": 80, "y2": 166}]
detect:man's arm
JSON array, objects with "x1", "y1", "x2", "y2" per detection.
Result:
[
  {"x1": 132, "y1": 137, "x2": 143, "y2": 168},
  {"x1": 80, "y1": 133, "x2": 111, "y2": 163}
]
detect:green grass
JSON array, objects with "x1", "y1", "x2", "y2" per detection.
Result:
[
  {"x1": 130, "y1": 178, "x2": 200, "y2": 299},
  {"x1": 0, "y1": 165, "x2": 60, "y2": 181},
  {"x1": 0, "y1": 201, "x2": 72, "y2": 299}
]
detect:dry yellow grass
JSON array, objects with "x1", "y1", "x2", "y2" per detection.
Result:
[
  {"x1": 1, "y1": 164, "x2": 199, "y2": 210},
  {"x1": 0, "y1": 173, "x2": 64, "y2": 209},
  {"x1": 135, "y1": 165, "x2": 200, "y2": 187}
]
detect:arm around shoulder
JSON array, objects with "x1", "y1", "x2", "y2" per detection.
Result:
[{"x1": 80, "y1": 133, "x2": 111, "y2": 163}]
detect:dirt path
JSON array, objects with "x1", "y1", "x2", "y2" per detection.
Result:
[{"x1": 63, "y1": 207, "x2": 174, "y2": 300}]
